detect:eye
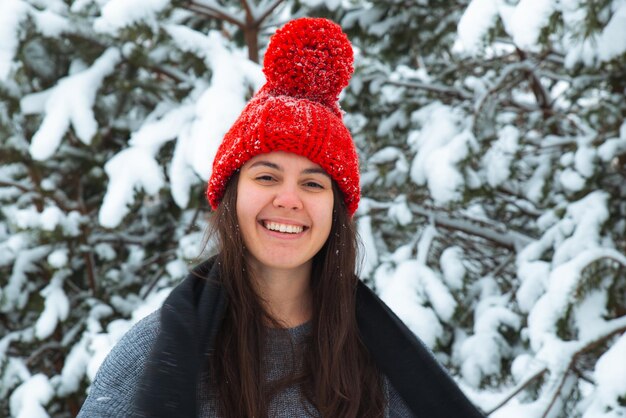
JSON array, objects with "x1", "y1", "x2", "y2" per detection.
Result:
[
  {"x1": 304, "y1": 181, "x2": 324, "y2": 189},
  {"x1": 255, "y1": 175, "x2": 276, "y2": 183}
]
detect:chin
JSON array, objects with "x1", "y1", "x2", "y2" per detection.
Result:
[{"x1": 249, "y1": 251, "x2": 314, "y2": 272}]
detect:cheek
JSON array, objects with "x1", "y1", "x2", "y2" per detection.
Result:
[
  {"x1": 312, "y1": 195, "x2": 334, "y2": 236},
  {"x1": 235, "y1": 180, "x2": 256, "y2": 226}
]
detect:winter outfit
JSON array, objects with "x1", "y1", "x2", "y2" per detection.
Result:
[
  {"x1": 78, "y1": 257, "x2": 484, "y2": 418},
  {"x1": 78, "y1": 17, "x2": 485, "y2": 418}
]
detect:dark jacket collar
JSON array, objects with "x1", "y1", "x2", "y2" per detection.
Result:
[{"x1": 134, "y1": 256, "x2": 484, "y2": 418}]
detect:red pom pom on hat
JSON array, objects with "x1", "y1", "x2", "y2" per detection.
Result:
[
  {"x1": 262, "y1": 17, "x2": 354, "y2": 116},
  {"x1": 207, "y1": 17, "x2": 360, "y2": 216}
]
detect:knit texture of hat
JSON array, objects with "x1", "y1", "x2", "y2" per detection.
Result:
[{"x1": 206, "y1": 17, "x2": 360, "y2": 216}]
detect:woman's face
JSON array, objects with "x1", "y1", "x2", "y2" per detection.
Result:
[{"x1": 236, "y1": 151, "x2": 334, "y2": 275}]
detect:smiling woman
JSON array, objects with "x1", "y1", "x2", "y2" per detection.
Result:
[
  {"x1": 237, "y1": 152, "x2": 333, "y2": 281},
  {"x1": 77, "y1": 17, "x2": 485, "y2": 418}
]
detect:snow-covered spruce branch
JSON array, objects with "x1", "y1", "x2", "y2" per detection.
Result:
[
  {"x1": 89, "y1": 231, "x2": 163, "y2": 247},
  {"x1": 486, "y1": 365, "x2": 548, "y2": 416},
  {"x1": 185, "y1": 1, "x2": 245, "y2": 26},
  {"x1": 384, "y1": 79, "x2": 472, "y2": 100},
  {"x1": 473, "y1": 61, "x2": 541, "y2": 120},
  {"x1": 496, "y1": 186, "x2": 543, "y2": 218},
  {"x1": 25, "y1": 342, "x2": 63, "y2": 367},
  {"x1": 0, "y1": 180, "x2": 31, "y2": 194},
  {"x1": 0, "y1": 175, "x2": 75, "y2": 213},
  {"x1": 362, "y1": 198, "x2": 531, "y2": 250},
  {"x1": 66, "y1": 27, "x2": 192, "y2": 85},
  {"x1": 540, "y1": 316, "x2": 626, "y2": 418},
  {"x1": 407, "y1": 202, "x2": 533, "y2": 250},
  {"x1": 253, "y1": 0, "x2": 286, "y2": 25},
  {"x1": 514, "y1": 49, "x2": 552, "y2": 114}
]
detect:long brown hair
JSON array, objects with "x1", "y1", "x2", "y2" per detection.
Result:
[{"x1": 207, "y1": 171, "x2": 386, "y2": 418}]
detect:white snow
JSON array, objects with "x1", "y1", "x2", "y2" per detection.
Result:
[
  {"x1": 94, "y1": 0, "x2": 171, "y2": 34},
  {"x1": 525, "y1": 155, "x2": 551, "y2": 203},
  {"x1": 356, "y1": 209, "x2": 378, "y2": 278},
  {"x1": 25, "y1": 48, "x2": 122, "y2": 160},
  {"x1": 35, "y1": 270, "x2": 70, "y2": 340},
  {"x1": 298, "y1": 0, "x2": 342, "y2": 10},
  {"x1": 30, "y1": 7, "x2": 69, "y2": 37},
  {"x1": 516, "y1": 260, "x2": 549, "y2": 313},
  {"x1": 528, "y1": 247, "x2": 626, "y2": 351},
  {"x1": 598, "y1": 136, "x2": 626, "y2": 162},
  {"x1": 455, "y1": 0, "x2": 499, "y2": 55},
  {"x1": 387, "y1": 195, "x2": 412, "y2": 226},
  {"x1": 597, "y1": 1, "x2": 626, "y2": 62},
  {"x1": 440, "y1": 246, "x2": 465, "y2": 290},
  {"x1": 483, "y1": 125, "x2": 519, "y2": 187},
  {"x1": 98, "y1": 146, "x2": 165, "y2": 228},
  {"x1": 9, "y1": 373, "x2": 54, "y2": 418},
  {"x1": 374, "y1": 227, "x2": 457, "y2": 348},
  {"x1": 409, "y1": 103, "x2": 474, "y2": 204},
  {"x1": 552, "y1": 191, "x2": 609, "y2": 265},
  {"x1": 583, "y1": 333, "x2": 626, "y2": 417},
  {"x1": 47, "y1": 249, "x2": 68, "y2": 269},
  {"x1": 0, "y1": 0, "x2": 30, "y2": 81},
  {"x1": 457, "y1": 0, "x2": 625, "y2": 67},
  {"x1": 459, "y1": 277, "x2": 520, "y2": 387},
  {"x1": 376, "y1": 260, "x2": 445, "y2": 348},
  {"x1": 54, "y1": 337, "x2": 90, "y2": 396},
  {"x1": 506, "y1": 0, "x2": 555, "y2": 50},
  {"x1": 98, "y1": 26, "x2": 263, "y2": 227},
  {"x1": 0, "y1": 1, "x2": 68, "y2": 81},
  {"x1": 575, "y1": 145, "x2": 596, "y2": 178},
  {"x1": 1, "y1": 246, "x2": 51, "y2": 312}
]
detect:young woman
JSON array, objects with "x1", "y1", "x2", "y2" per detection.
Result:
[{"x1": 78, "y1": 17, "x2": 484, "y2": 418}]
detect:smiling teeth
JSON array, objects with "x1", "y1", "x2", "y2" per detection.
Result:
[{"x1": 264, "y1": 222, "x2": 304, "y2": 234}]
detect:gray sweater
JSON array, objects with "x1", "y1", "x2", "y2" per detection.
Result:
[{"x1": 78, "y1": 310, "x2": 415, "y2": 417}]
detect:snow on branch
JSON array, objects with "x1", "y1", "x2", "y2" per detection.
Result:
[
  {"x1": 408, "y1": 202, "x2": 532, "y2": 250},
  {"x1": 23, "y1": 48, "x2": 121, "y2": 161},
  {"x1": 0, "y1": 0, "x2": 69, "y2": 81},
  {"x1": 94, "y1": 0, "x2": 171, "y2": 34},
  {"x1": 409, "y1": 102, "x2": 476, "y2": 204},
  {"x1": 188, "y1": 0, "x2": 245, "y2": 26},
  {"x1": 528, "y1": 248, "x2": 626, "y2": 353},
  {"x1": 9, "y1": 373, "x2": 54, "y2": 418},
  {"x1": 34, "y1": 269, "x2": 71, "y2": 340},
  {"x1": 1, "y1": 246, "x2": 51, "y2": 312},
  {"x1": 98, "y1": 26, "x2": 263, "y2": 227}
]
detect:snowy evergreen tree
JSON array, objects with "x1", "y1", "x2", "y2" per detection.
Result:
[
  {"x1": 341, "y1": 1, "x2": 626, "y2": 418},
  {"x1": 1, "y1": 0, "x2": 625, "y2": 417}
]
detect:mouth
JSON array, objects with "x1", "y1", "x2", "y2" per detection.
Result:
[{"x1": 260, "y1": 220, "x2": 308, "y2": 234}]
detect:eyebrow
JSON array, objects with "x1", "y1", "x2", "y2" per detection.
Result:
[{"x1": 249, "y1": 160, "x2": 330, "y2": 177}]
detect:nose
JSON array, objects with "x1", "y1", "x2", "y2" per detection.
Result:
[{"x1": 273, "y1": 184, "x2": 303, "y2": 210}]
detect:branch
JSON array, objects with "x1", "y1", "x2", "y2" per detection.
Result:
[
  {"x1": 255, "y1": 0, "x2": 285, "y2": 24},
  {"x1": 0, "y1": 180, "x2": 31, "y2": 193},
  {"x1": 26, "y1": 341, "x2": 63, "y2": 366},
  {"x1": 384, "y1": 79, "x2": 472, "y2": 101},
  {"x1": 240, "y1": 0, "x2": 254, "y2": 22},
  {"x1": 488, "y1": 316, "x2": 626, "y2": 416},
  {"x1": 83, "y1": 251, "x2": 97, "y2": 294},
  {"x1": 486, "y1": 366, "x2": 548, "y2": 416},
  {"x1": 516, "y1": 48, "x2": 552, "y2": 115},
  {"x1": 184, "y1": 205, "x2": 202, "y2": 235},
  {"x1": 407, "y1": 202, "x2": 533, "y2": 250},
  {"x1": 141, "y1": 266, "x2": 167, "y2": 300},
  {"x1": 474, "y1": 63, "x2": 529, "y2": 116},
  {"x1": 185, "y1": 1, "x2": 244, "y2": 27},
  {"x1": 541, "y1": 317, "x2": 626, "y2": 418}
]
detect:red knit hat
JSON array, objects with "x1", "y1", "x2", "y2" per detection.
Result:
[{"x1": 206, "y1": 17, "x2": 360, "y2": 216}]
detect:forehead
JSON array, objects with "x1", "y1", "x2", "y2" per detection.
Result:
[{"x1": 244, "y1": 151, "x2": 325, "y2": 172}]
